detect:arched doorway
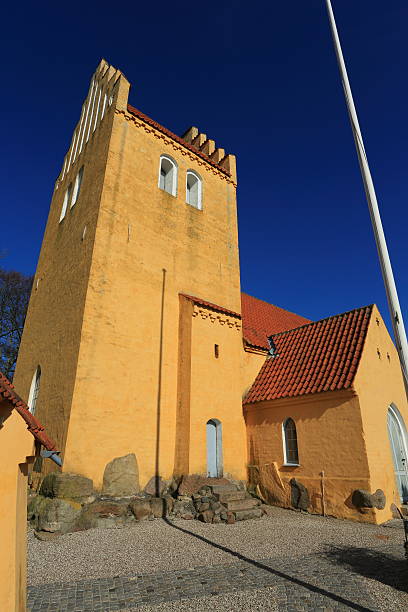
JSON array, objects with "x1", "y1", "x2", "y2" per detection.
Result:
[
  {"x1": 206, "y1": 419, "x2": 223, "y2": 478},
  {"x1": 387, "y1": 405, "x2": 408, "y2": 503}
]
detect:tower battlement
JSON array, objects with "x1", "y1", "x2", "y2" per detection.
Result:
[
  {"x1": 55, "y1": 59, "x2": 129, "y2": 190},
  {"x1": 182, "y1": 127, "x2": 236, "y2": 180}
]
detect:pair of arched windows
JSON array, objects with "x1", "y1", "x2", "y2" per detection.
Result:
[
  {"x1": 59, "y1": 166, "x2": 84, "y2": 222},
  {"x1": 283, "y1": 418, "x2": 299, "y2": 465},
  {"x1": 158, "y1": 155, "x2": 202, "y2": 210}
]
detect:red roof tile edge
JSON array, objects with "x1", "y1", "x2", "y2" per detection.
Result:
[
  {"x1": 243, "y1": 304, "x2": 374, "y2": 405},
  {"x1": 127, "y1": 105, "x2": 231, "y2": 178},
  {"x1": 266, "y1": 305, "x2": 373, "y2": 340},
  {"x1": 0, "y1": 371, "x2": 57, "y2": 452},
  {"x1": 180, "y1": 294, "x2": 241, "y2": 319}
]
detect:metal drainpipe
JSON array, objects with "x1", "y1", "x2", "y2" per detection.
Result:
[{"x1": 41, "y1": 450, "x2": 63, "y2": 467}]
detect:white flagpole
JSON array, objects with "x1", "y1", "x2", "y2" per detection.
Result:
[{"x1": 325, "y1": 0, "x2": 408, "y2": 384}]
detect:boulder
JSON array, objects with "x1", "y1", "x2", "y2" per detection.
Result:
[
  {"x1": 352, "y1": 489, "x2": 386, "y2": 510},
  {"x1": 36, "y1": 497, "x2": 82, "y2": 533},
  {"x1": 129, "y1": 499, "x2": 152, "y2": 521},
  {"x1": 39, "y1": 472, "x2": 94, "y2": 502},
  {"x1": 226, "y1": 512, "x2": 235, "y2": 524},
  {"x1": 84, "y1": 500, "x2": 129, "y2": 518},
  {"x1": 198, "y1": 510, "x2": 214, "y2": 523},
  {"x1": 173, "y1": 499, "x2": 196, "y2": 518},
  {"x1": 290, "y1": 479, "x2": 310, "y2": 511},
  {"x1": 163, "y1": 495, "x2": 174, "y2": 514},
  {"x1": 102, "y1": 454, "x2": 140, "y2": 497},
  {"x1": 178, "y1": 475, "x2": 231, "y2": 496},
  {"x1": 372, "y1": 489, "x2": 386, "y2": 510},
  {"x1": 144, "y1": 476, "x2": 168, "y2": 497},
  {"x1": 150, "y1": 497, "x2": 165, "y2": 518}
]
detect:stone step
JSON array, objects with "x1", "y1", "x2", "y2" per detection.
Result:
[
  {"x1": 224, "y1": 498, "x2": 259, "y2": 512},
  {"x1": 234, "y1": 507, "x2": 263, "y2": 521},
  {"x1": 216, "y1": 491, "x2": 247, "y2": 503},
  {"x1": 210, "y1": 484, "x2": 238, "y2": 495},
  {"x1": 401, "y1": 504, "x2": 408, "y2": 517}
]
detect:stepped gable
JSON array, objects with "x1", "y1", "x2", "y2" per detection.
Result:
[
  {"x1": 0, "y1": 371, "x2": 57, "y2": 452},
  {"x1": 241, "y1": 292, "x2": 311, "y2": 350},
  {"x1": 244, "y1": 305, "x2": 373, "y2": 404},
  {"x1": 127, "y1": 105, "x2": 232, "y2": 177}
]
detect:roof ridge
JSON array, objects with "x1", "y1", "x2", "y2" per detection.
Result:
[
  {"x1": 268, "y1": 304, "x2": 374, "y2": 339},
  {"x1": 241, "y1": 292, "x2": 311, "y2": 321}
]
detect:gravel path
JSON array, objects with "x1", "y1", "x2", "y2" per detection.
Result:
[{"x1": 28, "y1": 507, "x2": 408, "y2": 611}]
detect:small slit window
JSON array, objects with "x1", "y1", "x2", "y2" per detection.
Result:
[
  {"x1": 214, "y1": 344, "x2": 219, "y2": 358},
  {"x1": 186, "y1": 170, "x2": 202, "y2": 209},
  {"x1": 59, "y1": 183, "x2": 72, "y2": 222},
  {"x1": 71, "y1": 166, "x2": 84, "y2": 208},
  {"x1": 283, "y1": 418, "x2": 299, "y2": 465},
  {"x1": 158, "y1": 155, "x2": 177, "y2": 196},
  {"x1": 28, "y1": 366, "x2": 41, "y2": 415}
]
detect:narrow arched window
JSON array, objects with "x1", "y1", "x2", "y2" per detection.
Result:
[
  {"x1": 59, "y1": 183, "x2": 72, "y2": 222},
  {"x1": 283, "y1": 418, "x2": 299, "y2": 465},
  {"x1": 158, "y1": 155, "x2": 177, "y2": 196},
  {"x1": 71, "y1": 166, "x2": 84, "y2": 208},
  {"x1": 28, "y1": 366, "x2": 41, "y2": 415},
  {"x1": 186, "y1": 170, "x2": 202, "y2": 209}
]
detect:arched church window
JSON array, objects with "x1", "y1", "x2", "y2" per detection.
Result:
[
  {"x1": 71, "y1": 166, "x2": 84, "y2": 208},
  {"x1": 158, "y1": 155, "x2": 177, "y2": 196},
  {"x1": 28, "y1": 366, "x2": 41, "y2": 415},
  {"x1": 283, "y1": 418, "x2": 299, "y2": 465},
  {"x1": 186, "y1": 170, "x2": 202, "y2": 209},
  {"x1": 59, "y1": 183, "x2": 72, "y2": 222}
]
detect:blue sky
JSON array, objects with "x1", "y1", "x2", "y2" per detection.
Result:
[{"x1": 1, "y1": 0, "x2": 407, "y2": 332}]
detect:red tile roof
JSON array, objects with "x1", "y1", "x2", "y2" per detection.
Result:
[
  {"x1": 127, "y1": 105, "x2": 231, "y2": 177},
  {"x1": 180, "y1": 294, "x2": 241, "y2": 319},
  {"x1": 0, "y1": 371, "x2": 57, "y2": 452},
  {"x1": 241, "y1": 293, "x2": 311, "y2": 350},
  {"x1": 244, "y1": 305, "x2": 373, "y2": 404}
]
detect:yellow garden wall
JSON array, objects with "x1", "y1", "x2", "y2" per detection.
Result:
[
  {"x1": 0, "y1": 402, "x2": 34, "y2": 612},
  {"x1": 244, "y1": 390, "x2": 376, "y2": 522},
  {"x1": 353, "y1": 305, "x2": 408, "y2": 523}
]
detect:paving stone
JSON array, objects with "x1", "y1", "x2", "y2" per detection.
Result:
[{"x1": 27, "y1": 550, "x2": 407, "y2": 611}]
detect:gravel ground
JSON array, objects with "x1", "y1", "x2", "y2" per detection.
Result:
[
  {"x1": 28, "y1": 507, "x2": 404, "y2": 585},
  {"x1": 28, "y1": 507, "x2": 408, "y2": 611}
]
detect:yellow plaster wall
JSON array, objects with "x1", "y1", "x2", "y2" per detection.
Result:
[
  {"x1": 189, "y1": 306, "x2": 247, "y2": 480},
  {"x1": 0, "y1": 404, "x2": 34, "y2": 612},
  {"x1": 242, "y1": 347, "x2": 266, "y2": 398},
  {"x1": 62, "y1": 99, "x2": 242, "y2": 489},
  {"x1": 13, "y1": 78, "x2": 121, "y2": 467},
  {"x1": 244, "y1": 391, "x2": 375, "y2": 522},
  {"x1": 353, "y1": 305, "x2": 408, "y2": 523}
]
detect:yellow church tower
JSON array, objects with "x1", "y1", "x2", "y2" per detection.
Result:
[{"x1": 14, "y1": 60, "x2": 247, "y2": 489}]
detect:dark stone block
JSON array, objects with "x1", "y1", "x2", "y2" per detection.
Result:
[
  {"x1": 290, "y1": 478, "x2": 310, "y2": 511},
  {"x1": 352, "y1": 488, "x2": 386, "y2": 510}
]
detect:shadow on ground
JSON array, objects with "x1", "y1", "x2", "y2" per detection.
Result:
[
  {"x1": 321, "y1": 545, "x2": 408, "y2": 594},
  {"x1": 164, "y1": 518, "x2": 375, "y2": 611}
]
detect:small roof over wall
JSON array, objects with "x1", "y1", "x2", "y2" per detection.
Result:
[
  {"x1": 241, "y1": 293, "x2": 311, "y2": 350},
  {"x1": 0, "y1": 371, "x2": 57, "y2": 451},
  {"x1": 244, "y1": 305, "x2": 373, "y2": 404}
]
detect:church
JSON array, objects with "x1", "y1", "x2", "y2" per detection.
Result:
[{"x1": 14, "y1": 60, "x2": 408, "y2": 525}]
